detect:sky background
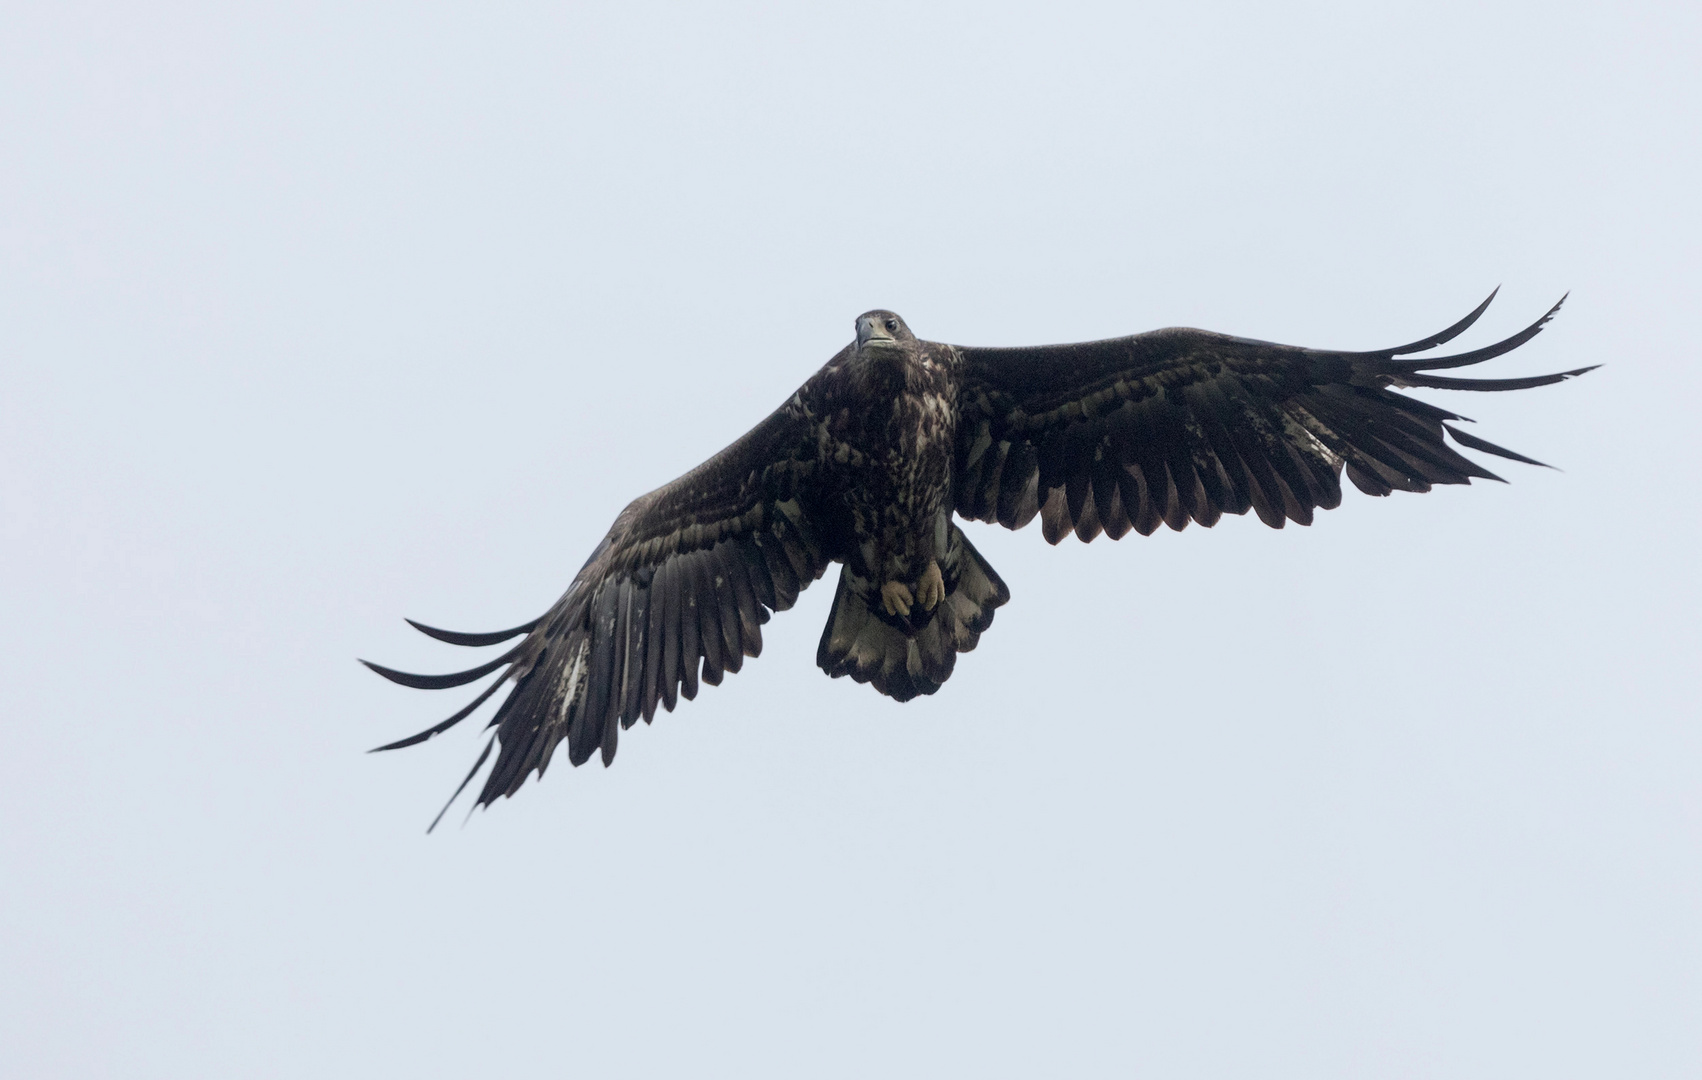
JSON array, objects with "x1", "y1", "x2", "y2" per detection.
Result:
[{"x1": 3, "y1": 2, "x2": 1699, "y2": 1077}]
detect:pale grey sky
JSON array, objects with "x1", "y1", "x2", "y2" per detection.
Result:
[{"x1": 3, "y1": 2, "x2": 1699, "y2": 1077}]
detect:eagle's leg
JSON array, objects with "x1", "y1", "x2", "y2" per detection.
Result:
[
  {"x1": 880, "y1": 580, "x2": 913, "y2": 617},
  {"x1": 915, "y1": 559, "x2": 944, "y2": 611}
]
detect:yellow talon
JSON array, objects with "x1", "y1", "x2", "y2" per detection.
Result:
[
  {"x1": 916, "y1": 560, "x2": 945, "y2": 611},
  {"x1": 880, "y1": 580, "x2": 913, "y2": 617}
]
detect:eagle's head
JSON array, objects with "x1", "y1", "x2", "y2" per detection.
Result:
[{"x1": 855, "y1": 310, "x2": 916, "y2": 352}]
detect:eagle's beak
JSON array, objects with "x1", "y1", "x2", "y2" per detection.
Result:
[{"x1": 858, "y1": 320, "x2": 895, "y2": 349}]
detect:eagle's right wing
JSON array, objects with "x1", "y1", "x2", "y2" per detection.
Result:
[
  {"x1": 951, "y1": 291, "x2": 1593, "y2": 543},
  {"x1": 364, "y1": 395, "x2": 830, "y2": 829}
]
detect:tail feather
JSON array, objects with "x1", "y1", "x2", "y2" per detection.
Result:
[{"x1": 816, "y1": 525, "x2": 1010, "y2": 702}]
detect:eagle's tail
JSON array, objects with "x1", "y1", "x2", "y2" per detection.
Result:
[{"x1": 816, "y1": 524, "x2": 1010, "y2": 702}]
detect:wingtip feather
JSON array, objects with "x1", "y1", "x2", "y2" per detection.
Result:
[
  {"x1": 1377, "y1": 286, "x2": 1501, "y2": 357},
  {"x1": 406, "y1": 617, "x2": 538, "y2": 648},
  {"x1": 1443, "y1": 423, "x2": 1556, "y2": 470},
  {"x1": 360, "y1": 643, "x2": 523, "y2": 690},
  {"x1": 426, "y1": 733, "x2": 497, "y2": 834}
]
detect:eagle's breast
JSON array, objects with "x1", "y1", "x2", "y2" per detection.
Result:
[{"x1": 804, "y1": 342, "x2": 959, "y2": 583}]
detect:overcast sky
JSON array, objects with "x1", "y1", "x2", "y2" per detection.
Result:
[{"x1": 3, "y1": 2, "x2": 1699, "y2": 1077}]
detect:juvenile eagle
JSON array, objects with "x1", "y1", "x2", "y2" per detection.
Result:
[{"x1": 367, "y1": 291, "x2": 1592, "y2": 828}]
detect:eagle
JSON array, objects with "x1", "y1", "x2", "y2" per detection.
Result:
[{"x1": 366, "y1": 290, "x2": 1592, "y2": 828}]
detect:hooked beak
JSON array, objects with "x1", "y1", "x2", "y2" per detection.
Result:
[{"x1": 857, "y1": 320, "x2": 896, "y2": 349}]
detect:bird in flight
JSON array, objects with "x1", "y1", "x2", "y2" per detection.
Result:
[{"x1": 366, "y1": 290, "x2": 1592, "y2": 829}]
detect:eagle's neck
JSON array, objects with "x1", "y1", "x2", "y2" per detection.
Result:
[{"x1": 853, "y1": 343, "x2": 925, "y2": 400}]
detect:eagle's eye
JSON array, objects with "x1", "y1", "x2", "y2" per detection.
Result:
[{"x1": 884, "y1": 318, "x2": 899, "y2": 333}]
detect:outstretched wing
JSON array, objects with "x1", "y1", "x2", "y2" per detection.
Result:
[
  {"x1": 364, "y1": 399, "x2": 829, "y2": 829},
  {"x1": 951, "y1": 291, "x2": 1594, "y2": 543}
]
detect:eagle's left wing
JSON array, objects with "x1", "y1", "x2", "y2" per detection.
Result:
[
  {"x1": 951, "y1": 291, "x2": 1593, "y2": 543},
  {"x1": 364, "y1": 399, "x2": 829, "y2": 829}
]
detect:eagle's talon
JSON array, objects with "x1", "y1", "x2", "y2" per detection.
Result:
[
  {"x1": 880, "y1": 580, "x2": 913, "y2": 617},
  {"x1": 916, "y1": 560, "x2": 945, "y2": 611}
]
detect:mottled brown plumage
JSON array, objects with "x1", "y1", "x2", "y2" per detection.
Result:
[{"x1": 365, "y1": 292, "x2": 1592, "y2": 829}]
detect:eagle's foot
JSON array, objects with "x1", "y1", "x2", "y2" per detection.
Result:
[
  {"x1": 880, "y1": 580, "x2": 914, "y2": 617},
  {"x1": 916, "y1": 560, "x2": 944, "y2": 611}
]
